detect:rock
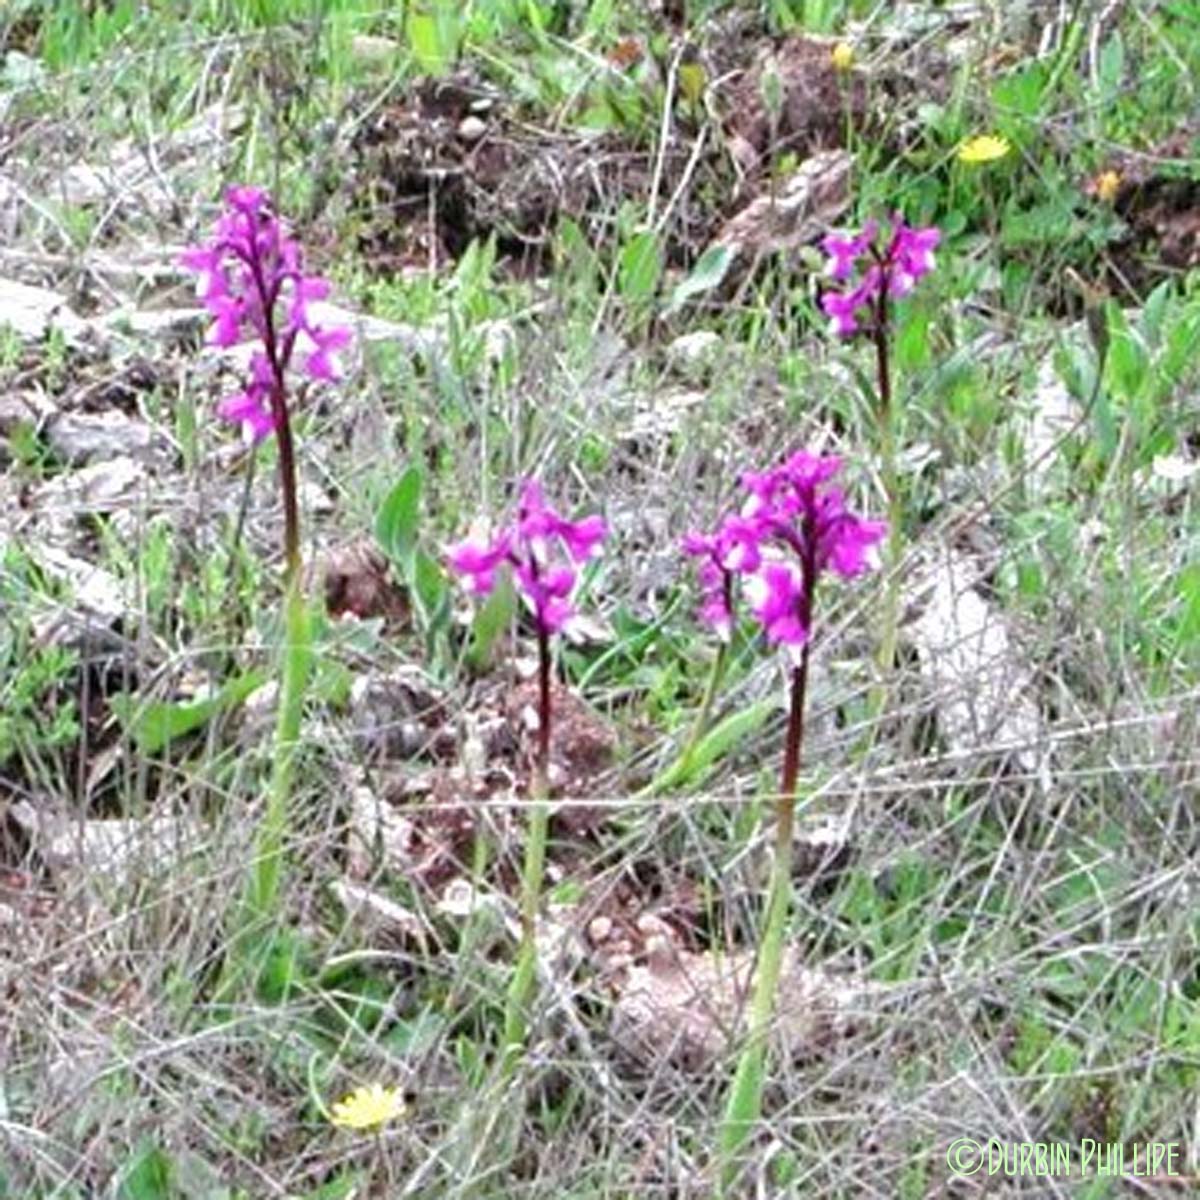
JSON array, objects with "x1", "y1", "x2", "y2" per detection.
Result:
[
  {"x1": 348, "y1": 668, "x2": 444, "y2": 763},
  {"x1": 910, "y1": 548, "x2": 1048, "y2": 782},
  {"x1": 31, "y1": 545, "x2": 128, "y2": 626},
  {"x1": 9, "y1": 801, "x2": 203, "y2": 893},
  {"x1": 32, "y1": 455, "x2": 144, "y2": 519},
  {"x1": 0, "y1": 277, "x2": 89, "y2": 344},
  {"x1": 46, "y1": 411, "x2": 159, "y2": 466},
  {"x1": 611, "y1": 942, "x2": 873, "y2": 1072},
  {"x1": 330, "y1": 879, "x2": 428, "y2": 947},
  {"x1": 98, "y1": 306, "x2": 207, "y2": 344},
  {"x1": 458, "y1": 115, "x2": 487, "y2": 142},
  {"x1": 667, "y1": 330, "x2": 722, "y2": 376},
  {"x1": 715, "y1": 149, "x2": 852, "y2": 257},
  {"x1": 351, "y1": 34, "x2": 401, "y2": 63},
  {"x1": 345, "y1": 784, "x2": 419, "y2": 880}
]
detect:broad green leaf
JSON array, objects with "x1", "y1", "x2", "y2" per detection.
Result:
[
  {"x1": 413, "y1": 548, "x2": 451, "y2": 645},
  {"x1": 1108, "y1": 326, "x2": 1148, "y2": 402},
  {"x1": 301, "y1": 1174, "x2": 362, "y2": 1200},
  {"x1": 678, "y1": 61, "x2": 706, "y2": 107},
  {"x1": 556, "y1": 216, "x2": 599, "y2": 287},
  {"x1": 1161, "y1": 308, "x2": 1200, "y2": 386},
  {"x1": 406, "y1": 0, "x2": 459, "y2": 75},
  {"x1": 665, "y1": 243, "x2": 734, "y2": 314},
  {"x1": 1174, "y1": 564, "x2": 1200, "y2": 652},
  {"x1": 117, "y1": 1142, "x2": 173, "y2": 1200},
  {"x1": 618, "y1": 230, "x2": 662, "y2": 302},
  {"x1": 1140, "y1": 279, "x2": 1173, "y2": 344},
  {"x1": 467, "y1": 569, "x2": 515, "y2": 669},
  {"x1": 375, "y1": 466, "x2": 423, "y2": 571},
  {"x1": 687, "y1": 699, "x2": 774, "y2": 774},
  {"x1": 645, "y1": 699, "x2": 776, "y2": 794},
  {"x1": 383, "y1": 1008, "x2": 445, "y2": 1056},
  {"x1": 991, "y1": 62, "x2": 1047, "y2": 117},
  {"x1": 1098, "y1": 31, "x2": 1124, "y2": 94},
  {"x1": 584, "y1": 0, "x2": 616, "y2": 34},
  {"x1": 111, "y1": 668, "x2": 269, "y2": 754},
  {"x1": 894, "y1": 306, "x2": 931, "y2": 372}
]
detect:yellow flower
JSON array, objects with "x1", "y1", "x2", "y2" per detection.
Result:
[
  {"x1": 330, "y1": 1083, "x2": 405, "y2": 1130},
  {"x1": 1094, "y1": 169, "x2": 1121, "y2": 203},
  {"x1": 831, "y1": 42, "x2": 854, "y2": 71},
  {"x1": 957, "y1": 134, "x2": 1011, "y2": 165}
]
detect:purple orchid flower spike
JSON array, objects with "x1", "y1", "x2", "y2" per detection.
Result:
[
  {"x1": 181, "y1": 185, "x2": 352, "y2": 446},
  {"x1": 682, "y1": 532, "x2": 736, "y2": 642},
  {"x1": 822, "y1": 219, "x2": 877, "y2": 282},
  {"x1": 744, "y1": 560, "x2": 808, "y2": 648},
  {"x1": 180, "y1": 185, "x2": 353, "y2": 584},
  {"x1": 447, "y1": 479, "x2": 607, "y2": 1041},
  {"x1": 683, "y1": 450, "x2": 884, "y2": 1151},
  {"x1": 819, "y1": 214, "x2": 939, "y2": 339},
  {"x1": 684, "y1": 450, "x2": 885, "y2": 659},
  {"x1": 447, "y1": 479, "x2": 606, "y2": 639}
]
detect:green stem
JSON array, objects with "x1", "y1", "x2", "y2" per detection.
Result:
[
  {"x1": 718, "y1": 641, "x2": 809, "y2": 1190},
  {"x1": 212, "y1": 575, "x2": 312, "y2": 1004},
  {"x1": 249, "y1": 576, "x2": 313, "y2": 915},
  {"x1": 502, "y1": 624, "x2": 553, "y2": 1070}
]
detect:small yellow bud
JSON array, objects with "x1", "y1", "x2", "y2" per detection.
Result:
[
  {"x1": 1094, "y1": 170, "x2": 1121, "y2": 203},
  {"x1": 831, "y1": 42, "x2": 854, "y2": 71}
]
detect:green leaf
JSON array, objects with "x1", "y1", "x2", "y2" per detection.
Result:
[
  {"x1": 375, "y1": 466, "x2": 423, "y2": 571},
  {"x1": 413, "y1": 548, "x2": 451, "y2": 648},
  {"x1": 1173, "y1": 564, "x2": 1200, "y2": 652},
  {"x1": 1140, "y1": 279, "x2": 1173, "y2": 344},
  {"x1": 1098, "y1": 31, "x2": 1124, "y2": 95},
  {"x1": 556, "y1": 216, "x2": 600, "y2": 289},
  {"x1": 117, "y1": 1142, "x2": 173, "y2": 1200},
  {"x1": 991, "y1": 61, "x2": 1047, "y2": 117},
  {"x1": 1161, "y1": 307, "x2": 1200, "y2": 387},
  {"x1": 1107, "y1": 324, "x2": 1148, "y2": 402},
  {"x1": 665, "y1": 243, "x2": 734, "y2": 314},
  {"x1": 383, "y1": 1008, "x2": 445, "y2": 1056},
  {"x1": 678, "y1": 61, "x2": 706, "y2": 107},
  {"x1": 689, "y1": 700, "x2": 774, "y2": 773},
  {"x1": 467, "y1": 569, "x2": 515, "y2": 669},
  {"x1": 894, "y1": 306, "x2": 931, "y2": 372},
  {"x1": 618, "y1": 230, "x2": 662, "y2": 302},
  {"x1": 405, "y1": 0, "x2": 459, "y2": 75},
  {"x1": 111, "y1": 668, "x2": 269, "y2": 755},
  {"x1": 300, "y1": 1174, "x2": 362, "y2": 1200},
  {"x1": 647, "y1": 699, "x2": 776, "y2": 794}
]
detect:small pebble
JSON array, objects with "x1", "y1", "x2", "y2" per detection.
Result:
[{"x1": 458, "y1": 116, "x2": 487, "y2": 142}]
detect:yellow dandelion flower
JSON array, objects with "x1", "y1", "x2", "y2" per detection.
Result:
[
  {"x1": 1094, "y1": 169, "x2": 1121, "y2": 203},
  {"x1": 831, "y1": 42, "x2": 854, "y2": 71},
  {"x1": 957, "y1": 134, "x2": 1011, "y2": 165},
  {"x1": 330, "y1": 1083, "x2": 405, "y2": 1130}
]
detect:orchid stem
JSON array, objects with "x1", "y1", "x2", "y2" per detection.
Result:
[
  {"x1": 502, "y1": 624, "x2": 553, "y2": 1071},
  {"x1": 868, "y1": 286, "x2": 902, "y2": 723},
  {"x1": 717, "y1": 643, "x2": 809, "y2": 1190},
  {"x1": 216, "y1": 361, "x2": 312, "y2": 1001}
]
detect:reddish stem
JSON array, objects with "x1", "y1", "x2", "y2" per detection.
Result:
[
  {"x1": 244, "y1": 232, "x2": 301, "y2": 587},
  {"x1": 870, "y1": 255, "x2": 893, "y2": 421},
  {"x1": 779, "y1": 504, "x2": 819, "y2": 803},
  {"x1": 536, "y1": 622, "x2": 552, "y2": 793}
]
